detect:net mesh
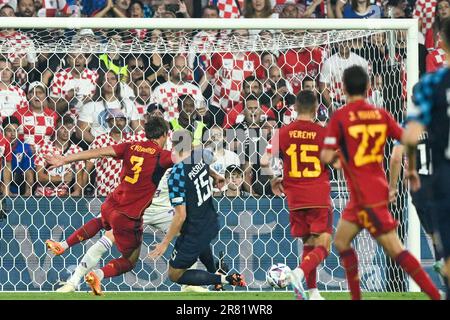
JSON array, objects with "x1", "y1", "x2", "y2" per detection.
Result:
[{"x1": 0, "y1": 26, "x2": 416, "y2": 292}]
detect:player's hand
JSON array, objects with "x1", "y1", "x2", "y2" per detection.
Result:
[
  {"x1": 148, "y1": 242, "x2": 169, "y2": 259},
  {"x1": 406, "y1": 170, "x2": 421, "y2": 192},
  {"x1": 271, "y1": 177, "x2": 284, "y2": 196},
  {"x1": 213, "y1": 174, "x2": 226, "y2": 190},
  {"x1": 44, "y1": 154, "x2": 66, "y2": 170},
  {"x1": 389, "y1": 187, "x2": 398, "y2": 205}
]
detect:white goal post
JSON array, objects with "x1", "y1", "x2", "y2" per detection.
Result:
[{"x1": 0, "y1": 17, "x2": 422, "y2": 292}]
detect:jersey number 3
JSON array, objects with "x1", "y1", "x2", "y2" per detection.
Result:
[
  {"x1": 125, "y1": 156, "x2": 144, "y2": 184},
  {"x1": 348, "y1": 124, "x2": 387, "y2": 167}
]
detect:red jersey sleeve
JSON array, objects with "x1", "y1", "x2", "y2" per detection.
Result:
[
  {"x1": 159, "y1": 150, "x2": 174, "y2": 169},
  {"x1": 207, "y1": 53, "x2": 221, "y2": 77},
  {"x1": 112, "y1": 142, "x2": 130, "y2": 160},
  {"x1": 384, "y1": 110, "x2": 403, "y2": 142},
  {"x1": 323, "y1": 112, "x2": 341, "y2": 150}
]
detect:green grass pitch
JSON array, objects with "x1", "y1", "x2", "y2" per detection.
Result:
[{"x1": 0, "y1": 292, "x2": 428, "y2": 300}]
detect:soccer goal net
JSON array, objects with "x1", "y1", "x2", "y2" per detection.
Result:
[{"x1": 0, "y1": 17, "x2": 427, "y2": 292}]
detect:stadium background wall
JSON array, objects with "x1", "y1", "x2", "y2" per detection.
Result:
[{"x1": 0, "y1": 196, "x2": 442, "y2": 292}]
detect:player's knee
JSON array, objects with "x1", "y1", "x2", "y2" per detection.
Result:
[{"x1": 168, "y1": 268, "x2": 183, "y2": 282}]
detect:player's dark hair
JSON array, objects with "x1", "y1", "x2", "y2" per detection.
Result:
[
  {"x1": 441, "y1": 17, "x2": 450, "y2": 49},
  {"x1": 295, "y1": 90, "x2": 318, "y2": 114},
  {"x1": 343, "y1": 65, "x2": 369, "y2": 96},
  {"x1": 302, "y1": 76, "x2": 315, "y2": 86},
  {"x1": 1, "y1": 116, "x2": 20, "y2": 129},
  {"x1": 145, "y1": 116, "x2": 169, "y2": 140}
]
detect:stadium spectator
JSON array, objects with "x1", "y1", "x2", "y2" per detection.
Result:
[
  {"x1": 261, "y1": 73, "x2": 296, "y2": 124},
  {"x1": 93, "y1": 0, "x2": 129, "y2": 17},
  {"x1": 169, "y1": 94, "x2": 208, "y2": 147},
  {"x1": 368, "y1": 73, "x2": 384, "y2": 108},
  {"x1": 223, "y1": 165, "x2": 250, "y2": 198},
  {"x1": 205, "y1": 125, "x2": 241, "y2": 178},
  {"x1": 244, "y1": 0, "x2": 278, "y2": 18},
  {"x1": 424, "y1": 0, "x2": 450, "y2": 50},
  {"x1": 13, "y1": 81, "x2": 59, "y2": 153},
  {"x1": 16, "y1": 0, "x2": 36, "y2": 17},
  {"x1": 85, "y1": 109, "x2": 130, "y2": 197},
  {"x1": 335, "y1": 0, "x2": 382, "y2": 18},
  {"x1": 201, "y1": 3, "x2": 219, "y2": 18},
  {"x1": 96, "y1": 34, "x2": 129, "y2": 82},
  {"x1": 48, "y1": 52, "x2": 98, "y2": 115},
  {"x1": 202, "y1": 29, "x2": 262, "y2": 123},
  {"x1": 279, "y1": 1, "x2": 301, "y2": 17},
  {"x1": 134, "y1": 78, "x2": 153, "y2": 116},
  {"x1": 151, "y1": 54, "x2": 203, "y2": 121},
  {"x1": 0, "y1": 56, "x2": 28, "y2": 120},
  {"x1": 277, "y1": 45, "x2": 324, "y2": 95},
  {"x1": 0, "y1": 117, "x2": 13, "y2": 196},
  {"x1": 1, "y1": 116, "x2": 34, "y2": 196},
  {"x1": 76, "y1": 70, "x2": 141, "y2": 144},
  {"x1": 319, "y1": 40, "x2": 369, "y2": 112},
  {"x1": 35, "y1": 114, "x2": 84, "y2": 197},
  {"x1": 34, "y1": 0, "x2": 72, "y2": 17},
  {"x1": 224, "y1": 76, "x2": 276, "y2": 128}
]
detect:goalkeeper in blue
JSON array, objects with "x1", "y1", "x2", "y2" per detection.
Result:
[
  {"x1": 149, "y1": 130, "x2": 246, "y2": 288},
  {"x1": 403, "y1": 17, "x2": 450, "y2": 300}
]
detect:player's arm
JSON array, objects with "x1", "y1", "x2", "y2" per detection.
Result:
[
  {"x1": 44, "y1": 146, "x2": 117, "y2": 171},
  {"x1": 388, "y1": 144, "x2": 404, "y2": 203},
  {"x1": 2, "y1": 161, "x2": 12, "y2": 196}
]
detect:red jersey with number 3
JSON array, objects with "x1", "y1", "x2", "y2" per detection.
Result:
[
  {"x1": 323, "y1": 100, "x2": 403, "y2": 207},
  {"x1": 110, "y1": 140, "x2": 173, "y2": 219},
  {"x1": 272, "y1": 120, "x2": 330, "y2": 210}
]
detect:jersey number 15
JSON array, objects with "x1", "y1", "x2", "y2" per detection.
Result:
[{"x1": 286, "y1": 144, "x2": 321, "y2": 178}]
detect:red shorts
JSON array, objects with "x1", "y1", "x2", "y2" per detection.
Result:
[
  {"x1": 342, "y1": 203, "x2": 398, "y2": 238},
  {"x1": 100, "y1": 200, "x2": 143, "y2": 257},
  {"x1": 289, "y1": 207, "x2": 333, "y2": 238}
]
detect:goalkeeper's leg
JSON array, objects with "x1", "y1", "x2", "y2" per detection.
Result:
[{"x1": 57, "y1": 231, "x2": 115, "y2": 292}]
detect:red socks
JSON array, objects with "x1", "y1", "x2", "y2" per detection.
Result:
[
  {"x1": 66, "y1": 217, "x2": 103, "y2": 247},
  {"x1": 300, "y1": 245, "x2": 328, "y2": 289},
  {"x1": 101, "y1": 257, "x2": 135, "y2": 278},
  {"x1": 340, "y1": 248, "x2": 361, "y2": 300},
  {"x1": 395, "y1": 250, "x2": 440, "y2": 300}
]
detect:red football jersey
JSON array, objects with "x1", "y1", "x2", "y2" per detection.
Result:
[
  {"x1": 109, "y1": 140, "x2": 173, "y2": 219},
  {"x1": 323, "y1": 100, "x2": 403, "y2": 207},
  {"x1": 272, "y1": 119, "x2": 330, "y2": 210}
]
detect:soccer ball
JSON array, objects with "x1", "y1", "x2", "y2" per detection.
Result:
[{"x1": 266, "y1": 263, "x2": 291, "y2": 289}]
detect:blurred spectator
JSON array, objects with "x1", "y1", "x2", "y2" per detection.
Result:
[
  {"x1": 202, "y1": 29, "x2": 262, "y2": 123},
  {"x1": 224, "y1": 76, "x2": 276, "y2": 128},
  {"x1": 351, "y1": 33, "x2": 387, "y2": 75},
  {"x1": 335, "y1": 0, "x2": 382, "y2": 18},
  {"x1": 260, "y1": 51, "x2": 277, "y2": 78},
  {"x1": 0, "y1": 116, "x2": 13, "y2": 196},
  {"x1": 279, "y1": 1, "x2": 301, "y2": 17},
  {"x1": 13, "y1": 81, "x2": 59, "y2": 153},
  {"x1": 202, "y1": 3, "x2": 219, "y2": 17},
  {"x1": 16, "y1": 0, "x2": 36, "y2": 16},
  {"x1": 205, "y1": 125, "x2": 241, "y2": 177},
  {"x1": 319, "y1": 41, "x2": 369, "y2": 112},
  {"x1": 0, "y1": 4, "x2": 38, "y2": 76},
  {"x1": 34, "y1": 0, "x2": 72, "y2": 17},
  {"x1": 223, "y1": 165, "x2": 250, "y2": 197},
  {"x1": 125, "y1": 53, "x2": 166, "y2": 88},
  {"x1": 134, "y1": 78, "x2": 152, "y2": 116},
  {"x1": 77, "y1": 70, "x2": 141, "y2": 144},
  {"x1": 424, "y1": 0, "x2": 450, "y2": 50},
  {"x1": 277, "y1": 45, "x2": 324, "y2": 94},
  {"x1": 276, "y1": 0, "x2": 330, "y2": 18},
  {"x1": 263, "y1": 76, "x2": 296, "y2": 124},
  {"x1": 386, "y1": 0, "x2": 411, "y2": 17},
  {"x1": 94, "y1": 0, "x2": 129, "y2": 17},
  {"x1": 48, "y1": 52, "x2": 98, "y2": 115},
  {"x1": 368, "y1": 73, "x2": 384, "y2": 107},
  {"x1": 0, "y1": 56, "x2": 28, "y2": 120},
  {"x1": 151, "y1": 54, "x2": 203, "y2": 121},
  {"x1": 169, "y1": 94, "x2": 208, "y2": 147},
  {"x1": 244, "y1": 0, "x2": 278, "y2": 18},
  {"x1": 1, "y1": 115, "x2": 34, "y2": 196},
  {"x1": 85, "y1": 109, "x2": 129, "y2": 197},
  {"x1": 97, "y1": 34, "x2": 131, "y2": 85},
  {"x1": 35, "y1": 114, "x2": 84, "y2": 197},
  {"x1": 426, "y1": 19, "x2": 449, "y2": 72}
]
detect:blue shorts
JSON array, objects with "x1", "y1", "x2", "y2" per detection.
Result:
[
  {"x1": 430, "y1": 164, "x2": 450, "y2": 259},
  {"x1": 169, "y1": 224, "x2": 218, "y2": 270}
]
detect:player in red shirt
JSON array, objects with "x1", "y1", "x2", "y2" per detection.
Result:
[
  {"x1": 44, "y1": 117, "x2": 173, "y2": 295},
  {"x1": 267, "y1": 90, "x2": 331, "y2": 300},
  {"x1": 320, "y1": 65, "x2": 440, "y2": 300}
]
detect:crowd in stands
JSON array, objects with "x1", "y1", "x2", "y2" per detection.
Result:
[{"x1": 0, "y1": 0, "x2": 448, "y2": 198}]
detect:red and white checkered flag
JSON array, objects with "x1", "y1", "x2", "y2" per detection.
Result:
[{"x1": 210, "y1": 0, "x2": 241, "y2": 18}]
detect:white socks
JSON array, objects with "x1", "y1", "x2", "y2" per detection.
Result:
[
  {"x1": 61, "y1": 241, "x2": 69, "y2": 250},
  {"x1": 67, "y1": 235, "x2": 112, "y2": 287}
]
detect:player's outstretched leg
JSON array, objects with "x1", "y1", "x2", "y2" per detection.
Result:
[
  {"x1": 46, "y1": 217, "x2": 103, "y2": 256},
  {"x1": 182, "y1": 245, "x2": 218, "y2": 293},
  {"x1": 57, "y1": 233, "x2": 114, "y2": 292},
  {"x1": 377, "y1": 230, "x2": 441, "y2": 300},
  {"x1": 334, "y1": 220, "x2": 362, "y2": 300},
  {"x1": 170, "y1": 267, "x2": 246, "y2": 287}
]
